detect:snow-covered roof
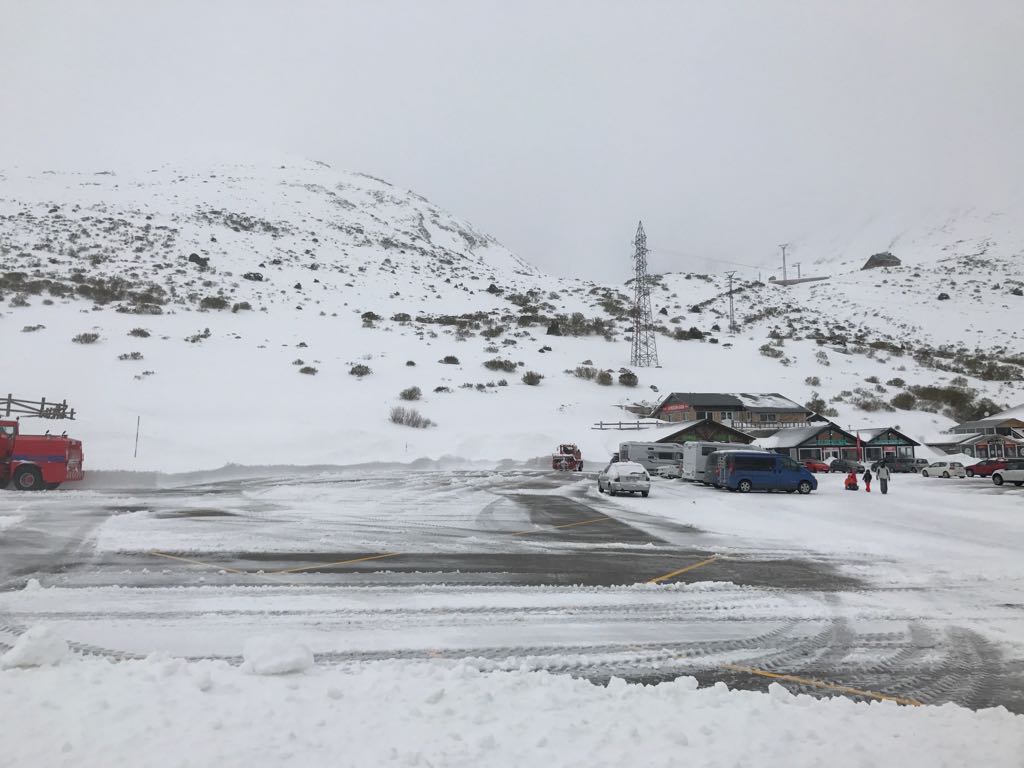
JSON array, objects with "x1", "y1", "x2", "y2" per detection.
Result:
[
  {"x1": 730, "y1": 392, "x2": 809, "y2": 412},
  {"x1": 853, "y1": 427, "x2": 921, "y2": 446},
  {"x1": 651, "y1": 392, "x2": 809, "y2": 414},
  {"x1": 755, "y1": 424, "x2": 850, "y2": 449},
  {"x1": 990, "y1": 403, "x2": 1024, "y2": 420}
]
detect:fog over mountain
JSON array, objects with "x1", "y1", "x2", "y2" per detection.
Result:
[{"x1": 2, "y1": 1, "x2": 1022, "y2": 280}]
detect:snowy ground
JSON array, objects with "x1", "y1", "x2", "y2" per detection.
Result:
[{"x1": 3, "y1": 469, "x2": 1024, "y2": 765}]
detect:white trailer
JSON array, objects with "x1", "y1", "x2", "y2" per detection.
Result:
[
  {"x1": 681, "y1": 441, "x2": 759, "y2": 483},
  {"x1": 617, "y1": 442, "x2": 686, "y2": 473}
]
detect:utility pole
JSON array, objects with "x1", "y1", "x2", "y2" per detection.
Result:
[
  {"x1": 794, "y1": 262, "x2": 802, "y2": 279},
  {"x1": 779, "y1": 243, "x2": 789, "y2": 282},
  {"x1": 725, "y1": 270, "x2": 738, "y2": 333},
  {"x1": 629, "y1": 221, "x2": 658, "y2": 367}
]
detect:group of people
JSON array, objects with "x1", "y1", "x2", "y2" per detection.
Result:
[{"x1": 844, "y1": 462, "x2": 892, "y2": 494}]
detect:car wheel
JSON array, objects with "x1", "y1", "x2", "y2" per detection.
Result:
[
  {"x1": 798, "y1": 480, "x2": 812, "y2": 495},
  {"x1": 922, "y1": 470, "x2": 929, "y2": 477},
  {"x1": 641, "y1": 491, "x2": 649, "y2": 497},
  {"x1": 598, "y1": 484, "x2": 605, "y2": 494},
  {"x1": 966, "y1": 469, "x2": 974, "y2": 477},
  {"x1": 993, "y1": 475, "x2": 1004, "y2": 486},
  {"x1": 942, "y1": 471, "x2": 950, "y2": 478},
  {"x1": 737, "y1": 480, "x2": 752, "y2": 493},
  {"x1": 1015, "y1": 482, "x2": 1024, "y2": 487},
  {"x1": 13, "y1": 466, "x2": 43, "y2": 491}
]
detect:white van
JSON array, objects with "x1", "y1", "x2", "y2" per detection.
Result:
[
  {"x1": 681, "y1": 441, "x2": 760, "y2": 483},
  {"x1": 617, "y1": 442, "x2": 685, "y2": 473}
]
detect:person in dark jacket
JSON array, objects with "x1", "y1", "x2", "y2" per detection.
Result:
[{"x1": 862, "y1": 468, "x2": 872, "y2": 492}]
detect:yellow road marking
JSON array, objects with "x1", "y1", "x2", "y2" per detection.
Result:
[
  {"x1": 720, "y1": 663, "x2": 923, "y2": 706},
  {"x1": 647, "y1": 554, "x2": 719, "y2": 584},
  {"x1": 149, "y1": 550, "x2": 249, "y2": 575},
  {"x1": 510, "y1": 516, "x2": 611, "y2": 536},
  {"x1": 270, "y1": 552, "x2": 404, "y2": 575}
]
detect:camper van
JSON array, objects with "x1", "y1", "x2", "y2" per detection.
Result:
[
  {"x1": 681, "y1": 441, "x2": 759, "y2": 483},
  {"x1": 718, "y1": 451, "x2": 818, "y2": 494},
  {"x1": 617, "y1": 442, "x2": 685, "y2": 473}
]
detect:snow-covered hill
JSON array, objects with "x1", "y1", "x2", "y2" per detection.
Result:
[{"x1": 1, "y1": 160, "x2": 1021, "y2": 471}]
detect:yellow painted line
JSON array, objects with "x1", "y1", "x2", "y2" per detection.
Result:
[
  {"x1": 270, "y1": 552, "x2": 403, "y2": 575},
  {"x1": 510, "y1": 516, "x2": 611, "y2": 536},
  {"x1": 647, "y1": 554, "x2": 719, "y2": 584},
  {"x1": 720, "y1": 663, "x2": 923, "y2": 706},
  {"x1": 149, "y1": 550, "x2": 249, "y2": 575}
]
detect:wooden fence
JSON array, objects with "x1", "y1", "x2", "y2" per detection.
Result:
[
  {"x1": 1, "y1": 394, "x2": 76, "y2": 420},
  {"x1": 591, "y1": 420, "x2": 667, "y2": 431}
]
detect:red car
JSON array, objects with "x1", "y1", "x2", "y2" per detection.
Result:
[
  {"x1": 966, "y1": 459, "x2": 1008, "y2": 478},
  {"x1": 803, "y1": 459, "x2": 831, "y2": 473}
]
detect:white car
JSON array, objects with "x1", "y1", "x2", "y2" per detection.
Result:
[
  {"x1": 657, "y1": 464, "x2": 681, "y2": 479},
  {"x1": 992, "y1": 459, "x2": 1024, "y2": 487},
  {"x1": 921, "y1": 461, "x2": 966, "y2": 478},
  {"x1": 597, "y1": 461, "x2": 651, "y2": 497}
]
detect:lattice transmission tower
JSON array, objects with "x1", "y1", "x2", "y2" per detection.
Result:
[{"x1": 629, "y1": 221, "x2": 658, "y2": 367}]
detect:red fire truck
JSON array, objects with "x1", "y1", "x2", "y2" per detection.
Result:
[
  {"x1": 551, "y1": 444, "x2": 583, "y2": 472},
  {"x1": 0, "y1": 396, "x2": 84, "y2": 490}
]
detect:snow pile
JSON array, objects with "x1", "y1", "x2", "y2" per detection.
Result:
[
  {"x1": 1, "y1": 658, "x2": 1022, "y2": 767},
  {"x1": 242, "y1": 635, "x2": 314, "y2": 675},
  {"x1": 0, "y1": 625, "x2": 69, "y2": 669},
  {"x1": 0, "y1": 515, "x2": 23, "y2": 533}
]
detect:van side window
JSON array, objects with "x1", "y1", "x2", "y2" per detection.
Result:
[
  {"x1": 733, "y1": 455, "x2": 774, "y2": 471},
  {"x1": 781, "y1": 458, "x2": 800, "y2": 470}
]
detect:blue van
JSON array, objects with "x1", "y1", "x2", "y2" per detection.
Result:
[{"x1": 719, "y1": 451, "x2": 818, "y2": 494}]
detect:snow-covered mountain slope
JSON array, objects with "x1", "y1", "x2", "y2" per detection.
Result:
[{"x1": 1, "y1": 161, "x2": 1021, "y2": 471}]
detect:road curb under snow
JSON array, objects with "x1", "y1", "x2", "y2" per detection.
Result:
[{"x1": 1, "y1": 656, "x2": 1022, "y2": 767}]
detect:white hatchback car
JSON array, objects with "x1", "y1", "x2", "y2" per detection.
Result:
[
  {"x1": 992, "y1": 459, "x2": 1024, "y2": 487},
  {"x1": 598, "y1": 461, "x2": 651, "y2": 497},
  {"x1": 921, "y1": 461, "x2": 967, "y2": 478}
]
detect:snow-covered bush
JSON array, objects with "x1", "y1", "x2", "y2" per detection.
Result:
[
  {"x1": 572, "y1": 365, "x2": 597, "y2": 380},
  {"x1": 200, "y1": 295, "x2": 229, "y2": 310},
  {"x1": 299, "y1": 366, "x2": 318, "y2": 375},
  {"x1": 390, "y1": 406, "x2": 434, "y2": 428},
  {"x1": 618, "y1": 370, "x2": 638, "y2": 387},
  {"x1": 72, "y1": 332, "x2": 100, "y2": 344},
  {"x1": 484, "y1": 358, "x2": 517, "y2": 372},
  {"x1": 118, "y1": 352, "x2": 143, "y2": 361},
  {"x1": 349, "y1": 364, "x2": 372, "y2": 377},
  {"x1": 439, "y1": 355, "x2": 460, "y2": 365},
  {"x1": 521, "y1": 371, "x2": 543, "y2": 386},
  {"x1": 128, "y1": 327, "x2": 150, "y2": 338},
  {"x1": 759, "y1": 344, "x2": 783, "y2": 359},
  {"x1": 597, "y1": 371, "x2": 613, "y2": 386},
  {"x1": 805, "y1": 376, "x2": 821, "y2": 386},
  {"x1": 399, "y1": 386, "x2": 422, "y2": 401}
]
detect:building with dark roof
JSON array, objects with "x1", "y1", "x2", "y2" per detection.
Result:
[
  {"x1": 651, "y1": 418, "x2": 755, "y2": 446},
  {"x1": 649, "y1": 392, "x2": 811, "y2": 431}
]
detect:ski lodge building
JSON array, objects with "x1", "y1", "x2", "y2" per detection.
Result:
[
  {"x1": 648, "y1": 392, "x2": 812, "y2": 434},
  {"x1": 924, "y1": 410, "x2": 1024, "y2": 459}
]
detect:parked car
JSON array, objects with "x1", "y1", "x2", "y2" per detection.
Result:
[
  {"x1": 657, "y1": 464, "x2": 681, "y2": 479},
  {"x1": 991, "y1": 459, "x2": 1024, "y2": 487},
  {"x1": 719, "y1": 451, "x2": 817, "y2": 494},
  {"x1": 597, "y1": 461, "x2": 651, "y2": 497},
  {"x1": 966, "y1": 459, "x2": 1008, "y2": 478},
  {"x1": 828, "y1": 457, "x2": 865, "y2": 474},
  {"x1": 869, "y1": 456, "x2": 919, "y2": 473},
  {"x1": 803, "y1": 459, "x2": 830, "y2": 473},
  {"x1": 921, "y1": 461, "x2": 966, "y2": 478}
]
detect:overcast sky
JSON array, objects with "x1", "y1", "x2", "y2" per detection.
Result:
[{"x1": 2, "y1": 1, "x2": 1022, "y2": 281}]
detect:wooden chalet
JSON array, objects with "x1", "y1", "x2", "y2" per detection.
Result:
[{"x1": 652, "y1": 418, "x2": 755, "y2": 446}]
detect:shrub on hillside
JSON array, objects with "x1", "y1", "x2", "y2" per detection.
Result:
[
  {"x1": 805, "y1": 376, "x2": 821, "y2": 387},
  {"x1": 118, "y1": 352, "x2": 143, "y2": 361},
  {"x1": 597, "y1": 371, "x2": 613, "y2": 386},
  {"x1": 399, "y1": 386, "x2": 422, "y2": 401},
  {"x1": 434, "y1": 386, "x2": 451, "y2": 394},
  {"x1": 759, "y1": 344, "x2": 783, "y2": 359},
  {"x1": 22, "y1": 324, "x2": 45, "y2": 333},
  {"x1": 200, "y1": 295, "x2": 230, "y2": 310},
  {"x1": 618, "y1": 370, "x2": 639, "y2": 387},
  {"x1": 484, "y1": 358, "x2": 517, "y2": 373},
  {"x1": 891, "y1": 392, "x2": 916, "y2": 410},
  {"x1": 886, "y1": 377, "x2": 905, "y2": 387},
  {"x1": 128, "y1": 328, "x2": 151, "y2": 338},
  {"x1": 72, "y1": 332, "x2": 100, "y2": 344},
  {"x1": 349, "y1": 364, "x2": 372, "y2": 377},
  {"x1": 440, "y1": 355, "x2": 460, "y2": 365},
  {"x1": 299, "y1": 366, "x2": 318, "y2": 375},
  {"x1": 232, "y1": 301, "x2": 252, "y2": 313},
  {"x1": 390, "y1": 406, "x2": 434, "y2": 428},
  {"x1": 572, "y1": 365, "x2": 597, "y2": 380},
  {"x1": 521, "y1": 370, "x2": 544, "y2": 386}
]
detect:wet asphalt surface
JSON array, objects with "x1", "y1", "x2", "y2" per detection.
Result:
[{"x1": 2, "y1": 470, "x2": 1023, "y2": 712}]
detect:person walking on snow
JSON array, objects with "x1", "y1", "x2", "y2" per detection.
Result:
[
  {"x1": 876, "y1": 462, "x2": 891, "y2": 494},
  {"x1": 862, "y1": 468, "x2": 872, "y2": 492}
]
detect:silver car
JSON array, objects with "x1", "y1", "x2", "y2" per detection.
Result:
[{"x1": 597, "y1": 461, "x2": 651, "y2": 497}]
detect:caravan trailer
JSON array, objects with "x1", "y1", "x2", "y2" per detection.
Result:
[
  {"x1": 617, "y1": 442, "x2": 686, "y2": 473},
  {"x1": 681, "y1": 441, "x2": 759, "y2": 483}
]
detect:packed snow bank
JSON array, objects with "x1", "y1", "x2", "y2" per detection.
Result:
[
  {"x1": 1, "y1": 658, "x2": 1022, "y2": 768},
  {"x1": 0, "y1": 625, "x2": 69, "y2": 669},
  {"x1": 242, "y1": 635, "x2": 314, "y2": 675},
  {"x1": 0, "y1": 515, "x2": 23, "y2": 533}
]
